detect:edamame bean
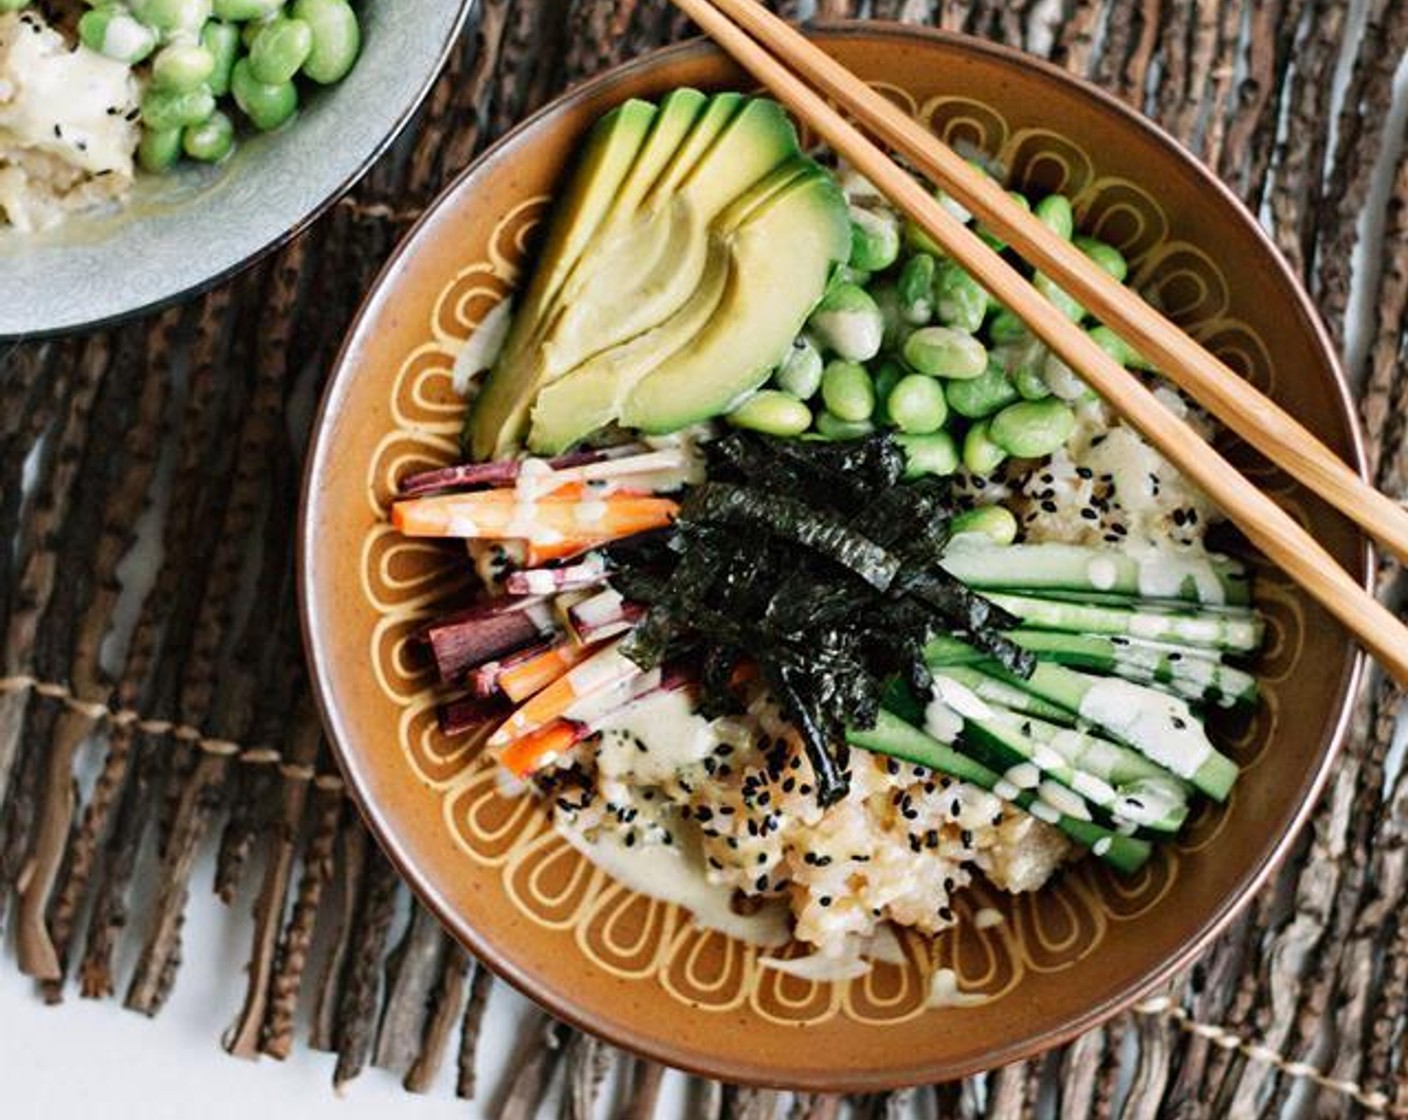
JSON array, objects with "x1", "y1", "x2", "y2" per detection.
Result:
[
  {"x1": 886, "y1": 373, "x2": 948, "y2": 434},
  {"x1": 774, "y1": 336, "x2": 824, "y2": 400},
  {"x1": 962, "y1": 420, "x2": 1008, "y2": 476},
  {"x1": 231, "y1": 58, "x2": 298, "y2": 130},
  {"x1": 182, "y1": 109, "x2": 234, "y2": 162},
  {"x1": 249, "y1": 16, "x2": 313, "y2": 84},
  {"x1": 293, "y1": 0, "x2": 360, "y2": 84},
  {"x1": 815, "y1": 411, "x2": 875, "y2": 440},
  {"x1": 899, "y1": 431, "x2": 959, "y2": 478},
  {"x1": 1034, "y1": 194, "x2": 1075, "y2": 240},
  {"x1": 132, "y1": 0, "x2": 210, "y2": 35},
  {"x1": 934, "y1": 259, "x2": 990, "y2": 333},
  {"x1": 870, "y1": 283, "x2": 907, "y2": 350},
  {"x1": 903, "y1": 326, "x2": 988, "y2": 380},
  {"x1": 1074, "y1": 235, "x2": 1128, "y2": 283},
  {"x1": 1033, "y1": 272, "x2": 1085, "y2": 322},
  {"x1": 976, "y1": 190, "x2": 1032, "y2": 251},
  {"x1": 808, "y1": 283, "x2": 884, "y2": 362},
  {"x1": 993, "y1": 339, "x2": 1054, "y2": 401},
  {"x1": 897, "y1": 253, "x2": 936, "y2": 325},
  {"x1": 152, "y1": 42, "x2": 216, "y2": 92},
  {"x1": 945, "y1": 363, "x2": 1019, "y2": 419},
  {"x1": 1041, "y1": 349, "x2": 1094, "y2": 401},
  {"x1": 989, "y1": 399, "x2": 1077, "y2": 459},
  {"x1": 820, "y1": 360, "x2": 876, "y2": 423},
  {"x1": 137, "y1": 125, "x2": 183, "y2": 173},
  {"x1": 213, "y1": 0, "x2": 281, "y2": 19},
  {"x1": 79, "y1": 6, "x2": 158, "y2": 65},
  {"x1": 903, "y1": 183, "x2": 974, "y2": 255},
  {"x1": 1088, "y1": 325, "x2": 1153, "y2": 370},
  {"x1": 987, "y1": 308, "x2": 1028, "y2": 345},
  {"x1": 727, "y1": 390, "x2": 813, "y2": 437},
  {"x1": 201, "y1": 21, "x2": 240, "y2": 96},
  {"x1": 849, "y1": 206, "x2": 900, "y2": 272},
  {"x1": 872, "y1": 358, "x2": 906, "y2": 423},
  {"x1": 140, "y1": 85, "x2": 216, "y2": 132},
  {"x1": 951, "y1": 505, "x2": 1019, "y2": 545}
]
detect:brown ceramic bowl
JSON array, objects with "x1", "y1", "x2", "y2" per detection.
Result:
[{"x1": 300, "y1": 26, "x2": 1368, "y2": 1090}]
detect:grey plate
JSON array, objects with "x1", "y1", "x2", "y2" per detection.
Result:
[{"x1": 0, "y1": 0, "x2": 473, "y2": 340}]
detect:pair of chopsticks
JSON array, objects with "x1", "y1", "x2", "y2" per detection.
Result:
[{"x1": 671, "y1": 0, "x2": 1408, "y2": 685}]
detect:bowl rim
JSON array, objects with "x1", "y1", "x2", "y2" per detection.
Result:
[
  {"x1": 299, "y1": 23, "x2": 1371, "y2": 1090},
  {"x1": 0, "y1": 0, "x2": 476, "y2": 343}
]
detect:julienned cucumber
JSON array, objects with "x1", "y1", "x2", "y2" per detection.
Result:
[
  {"x1": 928, "y1": 681, "x2": 1189, "y2": 836},
  {"x1": 847, "y1": 710, "x2": 1152, "y2": 873},
  {"x1": 926, "y1": 630, "x2": 1258, "y2": 708},
  {"x1": 939, "y1": 541, "x2": 1251, "y2": 607},
  {"x1": 927, "y1": 664, "x2": 1076, "y2": 724},
  {"x1": 981, "y1": 591, "x2": 1263, "y2": 654},
  {"x1": 979, "y1": 663, "x2": 1239, "y2": 802}
]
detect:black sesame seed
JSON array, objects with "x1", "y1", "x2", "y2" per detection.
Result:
[{"x1": 819, "y1": 896, "x2": 832, "y2": 908}]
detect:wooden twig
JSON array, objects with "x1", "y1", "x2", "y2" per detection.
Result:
[
  {"x1": 404, "y1": 943, "x2": 472, "y2": 1094},
  {"x1": 623, "y1": 1059, "x2": 668, "y2": 1120},
  {"x1": 331, "y1": 847, "x2": 402, "y2": 1090},
  {"x1": 373, "y1": 903, "x2": 449, "y2": 1075},
  {"x1": 309, "y1": 815, "x2": 367, "y2": 1052},
  {"x1": 494, "y1": 1012, "x2": 571, "y2": 1120},
  {"x1": 456, "y1": 959, "x2": 495, "y2": 1099},
  {"x1": 261, "y1": 779, "x2": 342, "y2": 1060}
]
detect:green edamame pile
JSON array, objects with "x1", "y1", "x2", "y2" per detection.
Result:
[
  {"x1": 43, "y1": 0, "x2": 362, "y2": 172},
  {"x1": 727, "y1": 163, "x2": 1147, "y2": 481}
]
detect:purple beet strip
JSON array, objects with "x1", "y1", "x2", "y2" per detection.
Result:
[
  {"x1": 419, "y1": 596, "x2": 555, "y2": 685},
  {"x1": 398, "y1": 444, "x2": 651, "y2": 497},
  {"x1": 503, "y1": 556, "x2": 609, "y2": 596},
  {"x1": 438, "y1": 694, "x2": 512, "y2": 738}
]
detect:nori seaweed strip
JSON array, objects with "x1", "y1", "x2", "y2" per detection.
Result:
[
  {"x1": 770, "y1": 662, "x2": 847, "y2": 806},
  {"x1": 683, "y1": 483, "x2": 901, "y2": 591}
]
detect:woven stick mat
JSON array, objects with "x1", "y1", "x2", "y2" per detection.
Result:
[{"x1": 3, "y1": 0, "x2": 1408, "y2": 1115}]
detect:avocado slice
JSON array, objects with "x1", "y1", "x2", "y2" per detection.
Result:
[
  {"x1": 471, "y1": 99, "x2": 657, "y2": 456},
  {"x1": 620, "y1": 167, "x2": 851, "y2": 435},
  {"x1": 467, "y1": 94, "x2": 804, "y2": 460},
  {"x1": 527, "y1": 158, "x2": 819, "y2": 453}
]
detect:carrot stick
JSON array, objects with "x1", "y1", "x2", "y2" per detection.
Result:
[
  {"x1": 497, "y1": 720, "x2": 589, "y2": 779},
  {"x1": 488, "y1": 640, "x2": 639, "y2": 747},
  {"x1": 499, "y1": 640, "x2": 601, "y2": 704},
  {"x1": 393, "y1": 491, "x2": 678, "y2": 543},
  {"x1": 523, "y1": 535, "x2": 615, "y2": 566}
]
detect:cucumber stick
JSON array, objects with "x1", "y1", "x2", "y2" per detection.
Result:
[
  {"x1": 939, "y1": 541, "x2": 1251, "y2": 606},
  {"x1": 847, "y1": 710, "x2": 1152, "y2": 873},
  {"x1": 930, "y1": 676, "x2": 1191, "y2": 836},
  {"x1": 984, "y1": 663, "x2": 1238, "y2": 801},
  {"x1": 982, "y1": 591, "x2": 1264, "y2": 654},
  {"x1": 928, "y1": 630, "x2": 1257, "y2": 708}
]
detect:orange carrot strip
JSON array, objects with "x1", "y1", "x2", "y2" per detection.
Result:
[
  {"x1": 523, "y1": 536, "x2": 614, "y2": 566},
  {"x1": 497, "y1": 720, "x2": 587, "y2": 779},
  {"x1": 392, "y1": 492, "x2": 678, "y2": 541},
  {"x1": 499, "y1": 640, "x2": 600, "y2": 704},
  {"x1": 489, "y1": 639, "x2": 637, "y2": 747}
]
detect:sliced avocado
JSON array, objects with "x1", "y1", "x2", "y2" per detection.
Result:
[
  {"x1": 621, "y1": 167, "x2": 851, "y2": 435},
  {"x1": 468, "y1": 94, "x2": 805, "y2": 460},
  {"x1": 641, "y1": 91, "x2": 743, "y2": 208},
  {"x1": 527, "y1": 159, "x2": 818, "y2": 453},
  {"x1": 471, "y1": 100, "x2": 657, "y2": 457},
  {"x1": 609, "y1": 88, "x2": 709, "y2": 216}
]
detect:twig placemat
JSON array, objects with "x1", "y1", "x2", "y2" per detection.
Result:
[{"x1": 3, "y1": 1, "x2": 1407, "y2": 1115}]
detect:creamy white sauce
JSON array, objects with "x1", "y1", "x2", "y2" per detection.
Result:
[
  {"x1": 559, "y1": 824, "x2": 790, "y2": 947},
  {"x1": 1028, "y1": 800, "x2": 1062, "y2": 825},
  {"x1": 594, "y1": 689, "x2": 716, "y2": 784},
  {"x1": 1092, "y1": 837, "x2": 1113, "y2": 857},
  {"x1": 809, "y1": 306, "x2": 883, "y2": 361},
  {"x1": 759, "y1": 953, "x2": 871, "y2": 982},
  {"x1": 1003, "y1": 763, "x2": 1040, "y2": 790},
  {"x1": 452, "y1": 299, "x2": 514, "y2": 395},
  {"x1": 1077, "y1": 677, "x2": 1212, "y2": 779},
  {"x1": 922, "y1": 698, "x2": 963, "y2": 744},
  {"x1": 1132, "y1": 548, "x2": 1227, "y2": 606},
  {"x1": 933, "y1": 676, "x2": 995, "y2": 722},
  {"x1": 974, "y1": 908, "x2": 1005, "y2": 930},
  {"x1": 928, "y1": 968, "x2": 989, "y2": 1008},
  {"x1": 1037, "y1": 780, "x2": 1091, "y2": 821},
  {"x1": 1111, "y1": 776, "x2": 1186, "y2": 828},
  {"x1": 1087, "y1": 556, "x2": 1119, "y2": 591}
]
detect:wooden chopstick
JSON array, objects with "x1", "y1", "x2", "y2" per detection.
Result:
[
  {"x1": 672, "y1": 0, "x2": 1408, "y2": 685},
  {"x1": 690, "y1": 0, "x2": 1408, "y2": 571}
]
